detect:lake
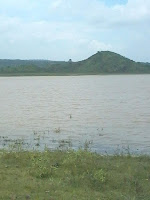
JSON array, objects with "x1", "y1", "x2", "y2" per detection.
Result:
[{"x1": 0, "y1": 75, "x2": 150, "y2": 154}]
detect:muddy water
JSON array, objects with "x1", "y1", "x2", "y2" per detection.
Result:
[{"x1": 0, "y1": 75, "x2": 150, "y2": 154}]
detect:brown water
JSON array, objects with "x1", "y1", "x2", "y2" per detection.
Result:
[{"x1": 0, "y1": 75, "x2": 150, "y2": 154}]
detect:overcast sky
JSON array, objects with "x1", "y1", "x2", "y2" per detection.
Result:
[{"x1": 0, "y1": 0, "x2": 150, "y2": 62}]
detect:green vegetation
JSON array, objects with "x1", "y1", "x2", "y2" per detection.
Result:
[
  {"x1": 0, "y1": 148, "x2": 150, "y2": 199},
  {"x1": 0, "y1": 51, "x2": 150, "y2": 76}
]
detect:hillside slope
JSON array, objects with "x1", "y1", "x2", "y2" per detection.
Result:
[
  {"x1": 0, "y1": 51, "x2": 150, "y2": 75},
  {"x1": 74, "y1": 51, "x2": 150, "y2": 73}
]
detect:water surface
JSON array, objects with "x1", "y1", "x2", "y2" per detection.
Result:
[{"x1": 0, "y1": 75, "x2": 150, "y2": 154}]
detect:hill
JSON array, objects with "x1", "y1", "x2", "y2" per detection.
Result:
[{"x1": 0, "y1": 51, "x2": 150, "y2": 75}]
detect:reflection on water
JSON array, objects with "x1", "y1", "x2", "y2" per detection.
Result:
[{"x1": 0, "y1": 75, "x2": 150, "y2": 154}]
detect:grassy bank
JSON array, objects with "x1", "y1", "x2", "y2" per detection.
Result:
[{"x1": 0, "y1": 149, "x2": 150, "y2": 200}]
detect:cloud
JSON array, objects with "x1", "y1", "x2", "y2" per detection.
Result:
[
  {"x1": 0, "y1": 0, "x2": 150, "y2": 61},
  {"x1": 87, "y1": 0, "x2": 150, "y2": 29},
  {"x1": 88, "y1": 40, "x2": 112, "y2": 52},
  {"x1": 51, "y1": 0, "x2": 63, "y2": 9}
]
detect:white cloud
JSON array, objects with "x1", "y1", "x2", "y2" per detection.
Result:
[
  {"x1": 88, "y1": 40, "x2": 112, "y2": 52},
  {"x1": 51, "y1": 0, "x2": 63, "y2": 9},
  {"x1": 0, "y1": 0, "x2": 150, "y2": 61},
  {"x1": 87, "y1": 0, "x2": 150, "y2": 29}
]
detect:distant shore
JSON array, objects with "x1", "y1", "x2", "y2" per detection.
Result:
[
  {"x1": 0, "y1": 72, "x2": 150, "y2": 77},
  {"x1": 1, "y1": 52, "x2": 150, "y2": 76}
]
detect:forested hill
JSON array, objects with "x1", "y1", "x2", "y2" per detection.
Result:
[
  {"x1": 0, "y1": 51, "x2": 150, "y2": 75},
  {"x1": 0, "y1": 59, "x2": 65, "y2": 68}
]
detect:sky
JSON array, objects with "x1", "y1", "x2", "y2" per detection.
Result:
[{"x1": 0, "y1": 0, "x2": 150, "y2": 62}]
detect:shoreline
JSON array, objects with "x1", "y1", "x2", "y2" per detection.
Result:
[{"x1": 0, "y1": 72, "x2": 150, "y2": 77}]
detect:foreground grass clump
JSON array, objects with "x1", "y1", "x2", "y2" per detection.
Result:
[{"x1": 0, "y1": 150, "x2": 150, "y2": 200}]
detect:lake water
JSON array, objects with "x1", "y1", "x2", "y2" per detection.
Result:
[{"x1": 0, "y1": 75, "x2": 150, "y2": 154}]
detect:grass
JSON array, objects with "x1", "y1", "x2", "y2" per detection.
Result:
[{"x1": 0, "y1": 148, "x2": 150, "y2": 200}]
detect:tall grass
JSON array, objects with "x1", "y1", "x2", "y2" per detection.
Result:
[{"x1": 0, "y1": 146, "x2": 150, "y2": 199}]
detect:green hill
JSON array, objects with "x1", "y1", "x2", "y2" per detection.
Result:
[
  {"x1": 0, "y1": 51, "x2": 150, "y2": 75},
  {"x1": 74, "y1": 51, "x2": 150, "y2": 73}
]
